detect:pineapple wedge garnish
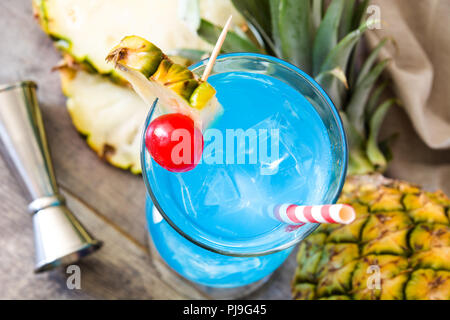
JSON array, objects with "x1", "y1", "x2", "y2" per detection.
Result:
[{"x1": 106, "y1": 36, "x2": 222, "y2": 131}]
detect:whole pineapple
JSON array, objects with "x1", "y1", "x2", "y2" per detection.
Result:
[
  {"x1": 219, "y1": 0, "x2": 450, "y2": 299},
  {"x1": 295, "y1": 175, "x2": 450, "y2": 299}
]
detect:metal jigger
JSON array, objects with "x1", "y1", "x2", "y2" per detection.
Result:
[{"x1": 0, "y1": 81, "x2": 102, "y2": 272}]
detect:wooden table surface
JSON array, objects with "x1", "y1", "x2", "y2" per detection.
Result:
[{"x1": 1, "y1": 0, "x2": 449, "y2": 300}]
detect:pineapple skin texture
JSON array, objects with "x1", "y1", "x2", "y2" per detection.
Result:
[{"x1": 292, "y1": 174, "x2": 450, "y2": 300}]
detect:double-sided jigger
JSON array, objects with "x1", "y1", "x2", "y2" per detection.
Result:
[{"x1": 0, "y1": 81, "x2": 102, "y2": 272}]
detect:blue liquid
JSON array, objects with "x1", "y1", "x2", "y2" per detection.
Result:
[{"x1": 146, "y1": 72, "x2": 333, "y2": 287}]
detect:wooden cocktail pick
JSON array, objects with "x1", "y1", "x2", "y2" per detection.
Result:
[{"x1": 201, "y1": 15, "x2": 232, "y2": 82}]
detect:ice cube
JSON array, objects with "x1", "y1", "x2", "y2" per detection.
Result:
[
  {"x1": 251, "y1": 110, "x2": 316, "y2": 203},
  {"x1": 175, "y1": 174, "x2": 198, "y2": 218},
  {"x1": 203, "y1": 167, "x2": 241, "y2": 208}
]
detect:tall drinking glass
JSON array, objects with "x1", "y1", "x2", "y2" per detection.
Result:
[{"x1": 142, "y1": 53, "x2": 347, "y2": 297}]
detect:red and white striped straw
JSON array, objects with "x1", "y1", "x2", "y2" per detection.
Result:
[{"x1": 271, "y1": 204, "x2": 356, "y2": 225}]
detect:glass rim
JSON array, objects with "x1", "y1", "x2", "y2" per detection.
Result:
[{"x1": 141, "y1": 52, "x2": 348, "y2": 257}]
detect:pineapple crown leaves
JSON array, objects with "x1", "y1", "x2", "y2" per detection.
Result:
[
  {"x1": 196, "y1": 19, "x2": 263, "y2": 53},
  {"x1": 182, "y1": 0, "x2": 396, "y2": 176}
]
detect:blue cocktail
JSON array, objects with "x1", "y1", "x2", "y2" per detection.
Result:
[{"x1": 142, "y1": 53, "x2": 347, "y2": 292}]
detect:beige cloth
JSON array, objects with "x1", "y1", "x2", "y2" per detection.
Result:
[{"x1": 367, "y1": 0, "x2": 450, "y2": 149}]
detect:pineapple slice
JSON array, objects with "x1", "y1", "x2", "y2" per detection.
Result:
[
  {"x1": 59, "y1": 67, "x2": 148, "y2": 174},
  {"x1": 33, "y1": 0, "x2": 244, "y2": 75},
  {"x1": 106, "y1": 36, "x2": 222, "y2": 130},
  {"x1": 32, "y1": 0, "x2": 241, "y2": 173}
]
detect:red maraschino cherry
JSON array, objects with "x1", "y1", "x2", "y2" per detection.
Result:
[{"x1": 145, "y1": 113, "x2": 204, "y2": 172}]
